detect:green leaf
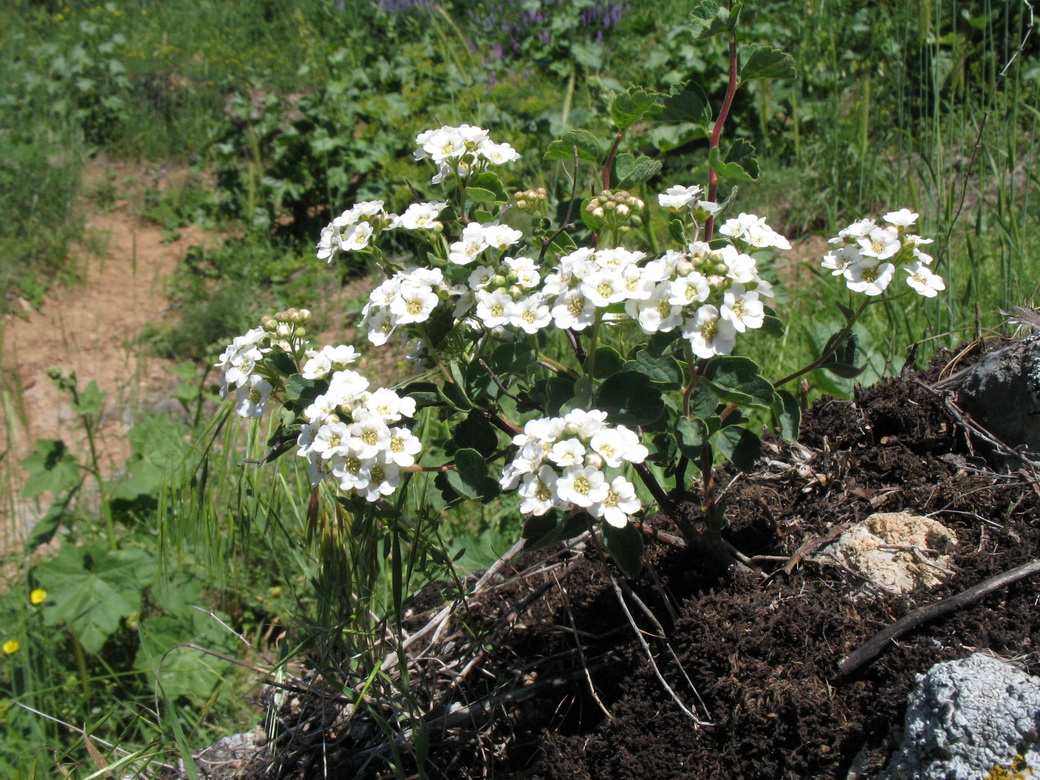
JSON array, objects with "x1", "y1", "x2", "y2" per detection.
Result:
[
  {"x1": 453, "y1": 411, "x2": 499, "y2": 458},
  {"x1": 822, "y1": 331, "x2": 866, "y2": 378},
  {"x1": 21, "y1": 439, "x2": 80, "y2": 499},
  {"x1": 37, "y1": 546, "x2": 157, "y2": 654},
  {"x1": 668, "y1": 217, "x2": 688, "y2": 245},
  {"x1": 544, "y1": 129, "x2": 603, "y2": 163},
  {"x1": 704, "y1": 356, "x2": 776, "y2": 408},
  {"x1": 586, "y1": 346, "x2": 626, "y2": 380},
  {"x1": 689, "y1": 0, "x2": 742, "y2": 38},
  {"x1": 715, "y1": 426, "x2": 761, "y2": 472},
  {"x1": 625, "y1": 349, "x2": 683, "y2": 389},
  {"x1": 74, "y1": 380, "x2": 106, "y2": 418},
  {"x1": 610, "y1": 87, "x2": 661, "y2": 132},
  {"x1": 601, "y1": 521, "x2": 644, "y2": 578},
  {"x1": 519, "y1": 377, "x2": 576, "y2": 416},
  {"x1": 439, "y1": 381, "x2": 472, "y2": 411},
  {"x1": 522, "y1": 510, "x2": 587, "y2": 550},
  {"x1": 285, "y1": 373, "x2": 320, "y2": 403},
  {"x1": 708, "y1": 140, "x2": 759, "y2": 183},
  {"x1": 468, "y1": 171, "x2": 509, "y2": 203},
  {"x1": 687, "y1": 383, "x2": 721, "y2": 418},
  {"x1": 740, "y1": 45, "x2": 796, "y2": 82},
  {"x1": 403, "y1": 381, "x2": 442, "y2": 408},
  {"x1": 651, "y1": 430, "x2": 678, "y2": 467},
  {"x1": 488, "y1": 341, "x2": 536, "y2": 376},
  {"x1": 616, "y1": 156, "x2": 663, "y2": 190},
  {"x1": 135, "y1": 611, "x2": 237, "y2": 704},
  {"x1": 267, "y1": 351, "x2": 297, "y2": 377},
  {"x1": 675, "y1": 417, "x2": 708, "y2": 459},
  {"x1": 446, "y1": 448, "x2": 500, "y2": 502},
  {"x1": 595, "y1": 371, "x2": 665, "y2": 427},
  {"x1": 772, "y1": 389, "x2": 801, "y2": 442},
  {"x1": 657, "y1": 80, "x2": 712, "y2": 125},
  {"x1": 111, "y1": 414, "x2": 188, "y2": 499}
]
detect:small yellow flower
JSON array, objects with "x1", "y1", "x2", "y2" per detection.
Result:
[
  {"x1": 30, "y1": 589, "x2": 47, "y2": 605},
  {"x1": 2, "y1": 640, "x2": 19, "y2": 655}
]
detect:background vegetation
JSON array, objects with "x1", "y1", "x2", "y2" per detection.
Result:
[{"x1": 1, "y1": 0, "x2": 1037, "y2": 775}]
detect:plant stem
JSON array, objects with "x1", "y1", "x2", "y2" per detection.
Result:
[{"x1": 705, "y1": 33, "x2": 740, "y2": 241}]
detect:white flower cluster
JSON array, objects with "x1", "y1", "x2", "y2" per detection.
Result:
[
  {"x1": 822, "y1": 209, "x2": 945, "y2": 297},
  {"x1": 414, "y1": 123, "x2": 521, "y2": 184},
  {"x1": 360, "y1": 267, "x2": 451, "y2": 346},
  {"x1": 657, "y1": 183, "x2": 721, "y2": 218},
  {"x1": 499, "y1": 409, "x2": 649, "y2": 528},
  {"x1": 317, "y1": 199, "x2": 452, "y2": 264},
  {"x1": 297, "y1": 368, "x2": 422, "y2": 502},
  {"x1": 215, "y1": 326, "x2": 273, "y2": 418}
]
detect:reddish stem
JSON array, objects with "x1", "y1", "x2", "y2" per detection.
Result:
[{"x1": 705, "y1": 35, "x2": 739, "y2": 241}]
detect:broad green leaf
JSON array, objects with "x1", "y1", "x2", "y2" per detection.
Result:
[
  {"x1": 668, "y1": 217, "x2": 688, "y2": 245},
  {"x1": 21, "y1": 439, "x2": 80, "y2": 499},
  {"x1": 447, "y1": 448, "x2": 499, "y2": 502},
  {"x1": 772, "y1": 389, "x2": 801, "y2": 442},
  {"x1": 403, "y1": 381, "x2": 441, "y2": 408},
  {"x1": 715, "y1": 426, "x2": 762, "y2": 472},
  {"x1": 617, "y1": 156, "x2": 663, "y2": 190},
  {"x1": 675, "y1": 417, "x2": 708, "y2": 459},
  {"x1": 647, "y1": 329, "x2": 681, "y2": 358},
  {"x1": 740, "y1": 45, "x2": 797, "y2": 82},
  {"x1": 610, "y1": 87, "x2": 661, "y2": 132},
  {"x1": 267, "y1": 351, "x2": 297, "y2": 377},
  {"x1": 488, "y1": 342, "x2": 536, "y2": 376},
  {"x1": 651, "y1": 430, "x2": 678, "y2": 467},
  {"x1": 704, "y1": 356, "x2": 776, "y2": 408},
  {"x1": 595, "y1": 371, "x2": 665, "y2": 427},
  {"x1": 37, "y1": 546, "x2": 157, "y2": 654},
  {"x1": 470, "y1": 170, "x2": 509, "y2": 202},
  {"x1": 74, "y1": 380, "x2": 106, "y2": 418},
  {"x1": 439, "y1": 380, "x2": 472, "y2": 411},
  {"x1": 601, "y1": 521, "x2": 644, "y2": 578},
  {"x1": 544, "y1": 129, "x2": 603, "y2": 163},
  {"x1": 625, "y1": 349, "x2": 683, "y2": 389},
  {"x1": 111, "y1": 414, "x2": 187, "y2": 499},
  {"x1": 822, "y1": 331, "x2": 866, "y2": 378},
  {"x1": 522, "y1": 510, "x2": 587, "y2": 551},
  {"x1": 466, "y1": 186, "x2": 497, "y2": 203},
  {"x1": 586, "y1": 346, "x2": 626, "y2": 380},
  {"x1": 687, "y1": 384, "x2": 721, "y2": 418},
  {"x1": 285, "y1": 373, "x2": 320, "y2": 403},
  {"x1": 708, "y1": 140, "x2": 759, "y2": 182},
  {"x1": 657, "y1": 80, "x2": 712, "y2": 125},
  {"x1": 135, "y1": 611, "x2": 236, "y2": 704},
  {"x1": 453, "y1": 411, "x2": 500, "y2": 458},
  {"x1": 519, "y1": 377, "x2": 576, "y2": 416}
]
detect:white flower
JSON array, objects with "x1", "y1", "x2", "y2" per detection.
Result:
[
  {"x1": 821, "y1": 245, "x2": 860, "y2": 276},
  {"x1": 349, "y1": 414, "x2": 392, "y2": 460},
  {"x1": 589, "y1": 475, "x2": 642, "y2": 528},
  {"x1": 884, "y1": 208, "x2": 918, "y2": 227},
  {"x1": 518, "y1": 466, "x2": 559, "y2": 516},
  {"x1": 478, "y1": 139, "x2": 521, "y2": 165},
  {"x1": 582, "y1": 268, "x2": 627, "y2": 307},
  {"x1": 476, "y1": 289, "x2": 514, "y2": 329},
  {"x1": 844, "y1": 257, "x2": 896, "y2": 296},
  {"x1": 389, "y1": 281, "x2": 440, "y2": 325},
  {"x1": 386, "y1": 427, "x2": 422, "y2": 467},
  {"x1": 396, "y1": 201, "x2": 448, "y2": 231},
  {"x1": 627, "y1": 284, "x2": 683, "y2": 334},
  {"x1": 719, "y1": 286, "x2": 765, "y2": 333},
  {"x1": 903, "y1": 261, "x2": 946, "y2": 298},
  {"x1": 510, "y1": 295, "x2": 551, "y2": 334},
  {"x1": 589, "y1": 426, "x2": 647, "y2": 467},
  {"x1": 342, "y1": 221, "x2": 373, "y2": 251},
  {"x1": 234, "y1": 374, "x2": 273, "y2": 419},
  {"x1": 556, "y1": 464, "x2": 609, "y2": 508},
  {"x1": 449, "y1": 222, "x2": 489, "y2": 265},
  {"x1": 563, "y1": 409, "x2": 608, "y2": 438},
  {"x1": 551, "y1": 289, "x2": 597, "y2": 331},
  {"x1": 548, "y1": 438, "x2": 586, "y2": 468},
  {"x1": 357, "y1": 459, "x2": 401, "y2": 502},
  {"x1": 669, "y1": 274, "x2": 710, "y2": 307},
  {"x1": 658, "y1": 184, "x2": 703, "y2": 210},
  {"x1": 857, "y1": 226, "x2": 901, "y2": 261},
  {"x1": 718, "y1": 212, "x2": 791, "y2": 250},
  {"x1": 684, "y1": 305, "x2": 737, "y2": 359},
  {"x1": 311, "y1": 420, "x2": 350, "y2": 460},
  {"x1": 362, "y1": 387, "x2": 414, "y2": 422}
]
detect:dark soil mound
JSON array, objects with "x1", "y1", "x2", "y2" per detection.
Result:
[{"x1": 249, "y1": 348, "x2": 1040, "y2": 779}]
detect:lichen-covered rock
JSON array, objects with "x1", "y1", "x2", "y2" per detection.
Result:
[{"x1": 883, "y1": 654, "x2": 1040, "y2": 779}]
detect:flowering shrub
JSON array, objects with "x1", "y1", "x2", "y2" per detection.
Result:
[{"x1": 213, "y1": 5, "x2": 944, "y2": 576}]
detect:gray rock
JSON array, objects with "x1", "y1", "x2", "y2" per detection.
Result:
[
  {"x1": 955, "y1": 337, "x2": 1040, "y2": 467},
  {"x1": 883, "y1": 653, "x2": 1040, "y2": 779}
]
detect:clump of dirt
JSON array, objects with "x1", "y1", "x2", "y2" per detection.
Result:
[{"x1": 242, "y1": 352, "x2": 1040, "y2": 779}]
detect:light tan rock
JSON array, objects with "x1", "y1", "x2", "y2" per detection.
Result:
[{"x1": 825, "y1": 511, "x2": 957, "y2": 594}]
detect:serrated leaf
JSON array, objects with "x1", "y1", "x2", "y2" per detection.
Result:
[
  {"x1": 37, "y1": 546, "x2": 157, "y2": 654},
  {"x1": 617, "y1": 156, "x2": 663, "y2": 189},
  {"x1": 595, "y1": 371, "x2": 665, "y2": 427},
  {"x1": 772, "y1": 389, "x2": 801, "y2": 442},
  {"x1": 74, "y1": 380, "x2": 106, "y2": 418},
  {"x1": 704, "y1": 356, "x2": 776, "y2": 408},
  {"x1": 689, "y1": 0, "x2": 742, "y2": 38},
  {"x1": 610, "y1": 87, "x2": 661, "y2": 132},
  {"x1": 657, "y1": 80, "x2": 712, "y2": 125},
  {"x1": 135, "y1": 610, "x2": 237, "y2": 704},
  {"x1": 715, "y1": 426, "x2": 761, "y2": 472},
  {"x1": 708, "y1": 141, "x2": 759, "y2": 182},
  {"x1": 740, "y1": 45, "x2": 796, "y2": 82},
  {"x1": 601, "y1": 521, "x2": 644, "y2": 578},
  {"x1": 544, "y1": 129, "x2": 603, "y2": 162},
  {"x1": 688, "y1": 383, "x2": 721, "y2": 418},
  {"x1": 21, "y1": 439, "x2": 80, "y2": 499}
]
